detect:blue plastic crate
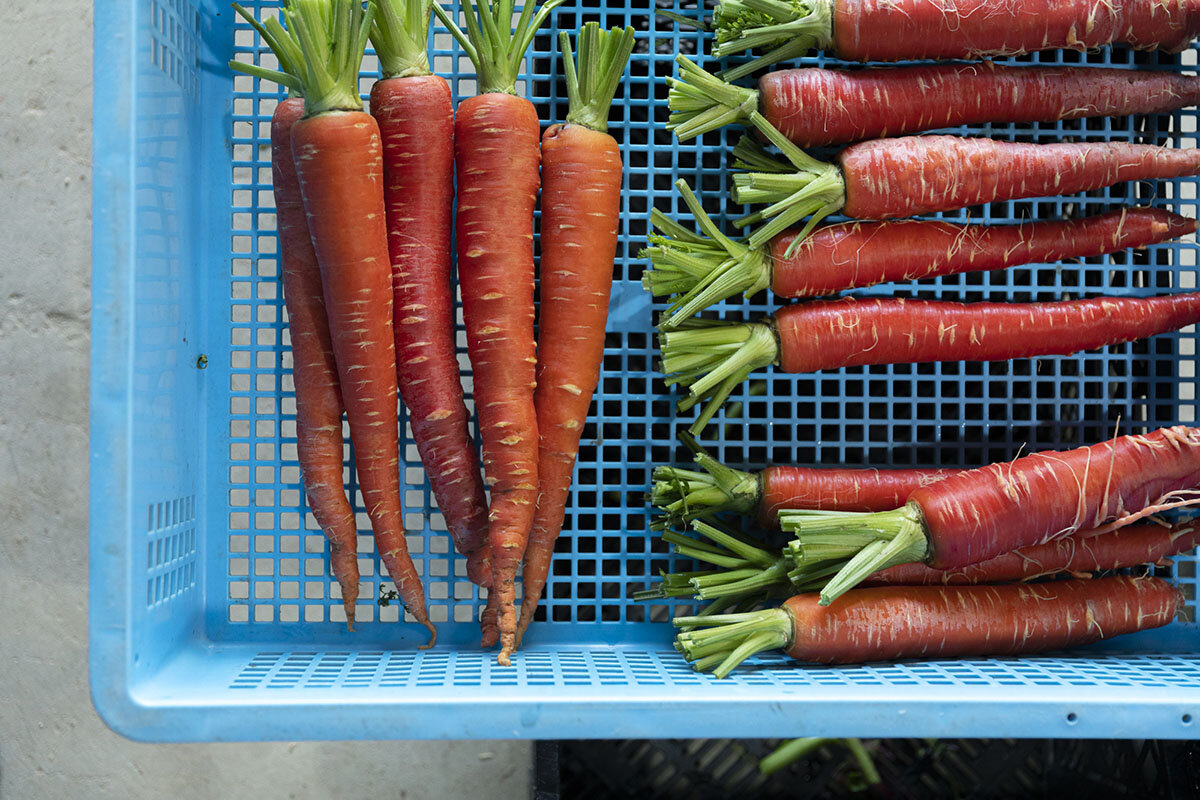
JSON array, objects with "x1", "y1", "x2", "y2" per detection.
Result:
[{"x1": 91, "y1": 0, "x2": 1200, "y2": 741}]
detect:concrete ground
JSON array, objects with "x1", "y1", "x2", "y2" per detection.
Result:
[{"x1": 0, "y1": 2, "x2": 529, "y2": 797}]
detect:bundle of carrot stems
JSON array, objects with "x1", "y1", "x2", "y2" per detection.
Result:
[
  {"x1": 639, "y1": 0, "x2": 1200, "y2": 677},
  {"x1": 230, "y1": 0, "x2": 634, "y2": 665}
]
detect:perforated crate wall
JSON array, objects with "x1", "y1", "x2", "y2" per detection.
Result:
[{"x1": 90, "y1": 0, "x2": 1200, "y2": 741}]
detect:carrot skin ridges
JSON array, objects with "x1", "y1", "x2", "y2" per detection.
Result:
[
  {"x1": 770, "y1": 210, "x2": 1197, "y2": 298},
  {"x1": 272, "y1": 98, "x2": 361, "y2": 629},
  {"x1": 370, "y1": 76, "x2": 493, "y2": 595},
  {"x1": 292, "y1": 110, "x2": 432, "y2": 641},
  {"x1": 758, "y1": 465, "x2": 958, "y2": 526},
  {"x1": 867, "y1": 522, "x2": 1200, "y2": 586},
  {"x1": 783, "y1": 576, "x2": 1180, "y2": 664},
  {"x1": 455, "y1": 93, "x2": 541, "y2": 663},
  {"x1": 517, "y1": 123, "x2": 623, "y2": 643},
  {"x1": 759, "y1": 64, "x2": 1200, "y2": 148},
  {"x1": 775, "y1": 292, "x2": 1200, "y2": 374},
  {"x1": 913, "y1": 426, "x2": 1200, "y2": 569},
  {"x1": 832, "y1": 0, "x2": 1200, "y2": 62},
  {"x1": 839, "y1": 137, "x2": 1200, "y2": 220}
]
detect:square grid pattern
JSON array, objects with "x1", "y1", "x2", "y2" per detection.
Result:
[{"x1": 220, "y1": 0, "x2": 1200, "y2": 674}]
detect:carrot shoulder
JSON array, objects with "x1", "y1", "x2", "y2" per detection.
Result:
[{"x1": 515, "y1": 24, "x2": 633, "y2": 647}]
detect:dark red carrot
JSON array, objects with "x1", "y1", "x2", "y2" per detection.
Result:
[
  {"x1": 769, "y1": 209, "x2": 1198, "y2": 298},
  {"x1": 369, "y1": 0, "x2": 494, "y2": 644},
  {"x1": 795, "y1": 426, "x2": 1200, "y2": 605},
  {"x1": 242, "y1": 0, "x2": 433, "y2": 643},
  {"x1": 730, "y1": 121, "x2": 1200, "y2": 250},
  {"x1": 674, "y1": 576, "x2": 1181, "y2": 677},
  {"x1": 668, "y1": 58, "x2": 1200, "y2": 145},
  {"x1": 864, "y1": 522, "x2": 1200, "y2": 586},
  {"x1": 435, "y1": 0, "x2": 563, "y2": 665},
  {"x1": 514, "y1": 24, "x2": 634, "y2": 647},
  {"x1": 641, "y1": 180, "x2": 1195, "y2": 327},
  {"x1": 638, "y1": 514, "x2": 1199, "y2": 604},
  {"x1": 230, "y1": 6, "x2": 360, "y2": 628},
  {"x1": 661, "y1": 293, "x2": 1200, "y2": 433},
  {"x1": 708, "y1": 0, "x2": 1200, "y2": 78},
  {"x1": 650, "y1": 432, "x2": 959, "y2": 528}
]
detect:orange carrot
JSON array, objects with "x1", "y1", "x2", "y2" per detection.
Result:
[
  {"x1": 435, "y1": 0, "x2": 563, "y2": 664},
  {"x1": 369, "y1": 0, "x2": 494, "y2": 644},
  {"x1": 514, "y1": 24, "x2": 634, "y2": 647},
  {"x1": 237, "y1": 0, "x2": 432, "y2": 644},
  {"x1": 229, "y1": 6, "x2": 360, "y2": 627}
]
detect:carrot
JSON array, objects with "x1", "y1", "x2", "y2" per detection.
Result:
[
  {"x1": 235, "y1": 0, "x2": 433, "y2": 644},
  {"x1": 651, "y1": 432, "x2": 959, "y2": 528},
  {"x1": 661, "y1": 291, "x2": 1200, "y2": 434},
  {"x1": 673, "y1": 576, "x2": 1181, "y2": 677},
  {"x1": 638, "y1": 514, "x2": 1200, "y2": 603},
  {"x1": 668, "y1": 58, "x2": 1200, "y2": 145},
  {"x1": 863, "y1": 522, "x2": 1200, "y2": 587},
  {"x1": 707, "y1": 0, "x2": 1200, "y2": 78},
  {"x1": 728, "y1": 118, "x2": 1200, "y2": 250},
  {"x1": 434, "y1": 0, "x2": 563, "y2": 665},
  {"x1": 369, "y1": 0, "x2": 494, "y2": 644},
  {"x1": 229, "y1": 6, "x2": 360, "y2": 628},
  {"x1": 793, "y1": 426, "x2": 1200, "y2": 605},
  {"x1": 641, "y1": 178, "x2": 1195, "y2": 327},
  {"x1": 513, "y1": 24, "x2": 635, "y2": 648}
]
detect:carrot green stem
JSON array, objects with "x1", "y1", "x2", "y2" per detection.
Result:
[
  {"x1": 641, "y1": 518, "x2": 791, "y2": 603},
  {"x1": 433, "y1": 0, "x2": 564, "y2": 95},
  {"x1": 641, "y1": 179, "x2": 769, "y2": 331},
  {"x1": 651, "y1": 431, "x2": 763, "y2": 525},
  {"x1": 659, "y1": 319, "x2": 778, "y2": 434},
  {"x1": 843, "y1": 738, "x2": 883, "y2": 786},
  {"x1": 370, "y1": 0, "x2": 433, "y2": 78},
  {"x1": 784, "y1": 505, "x2": 931, "y2": 605},
  {"x1": 711, "y1": 0, "x2": 833, "y2": 74},
  {"x1": 760, "y1": 738, "x2": 833, "y2": 776},
  {"x1": 638, "y1": 179, "x2": 768, "y2": 331},
  {"x1": 729, "y1": 119, "x2": 845, "y2": 251},
  {"x1": 561, "y1": 22, "x2": 636, "y2": 133},
  {"x1": 228, "y1": 4, "x2": 309, "y2": 96},
  {"x1": 251, "y1": 0, "x2": 373, "y2": 115},
  {"x1": 675, "y1": 609, "x2": 792, "y2": 677},
  {"x1": 666, "y1": 55, "x2": 760, "y2": 141}
]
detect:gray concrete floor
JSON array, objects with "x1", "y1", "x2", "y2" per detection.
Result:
[{"x1": 0, "y1": 2, "x2": 530, "y2": 797}]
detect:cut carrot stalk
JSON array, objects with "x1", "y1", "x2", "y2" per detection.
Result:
[
  {"x1": 675, "y1": 576, "x2": 1181, "y2": 677},
  {"x1": 794, "y1": 426, "x2": 1200, "y2": 605},
  {"x1": 236, "y1": 0, "x2": 434, "y2": 645},
  {"x1": 642, "y1": 512, "x2": 1200, "y2": 604},
  {"x1": 434, "y1": 0, "x2": 564, "y2": 665},
  {"x1": 369, "y1": 0, "x2": 494, "y2": 645},
  {"x1": 229, "y1": 4, "x2": 360, "y2": 629},
  {"x1": 668, "y1": 57, "x2": 1200, "y2": 145},
  {"x1": 703, "y1": 0, "x2": 1200, "y2": 79},
  {"x1": 642, "y1": 174, "x2": 1195, "y2": 325},
  {"x1": 651, "y1": 432, "x2": 959, "y2": 528},
  {"x1": 725, "y1": 118, "x2": 1200, "y2": 251},
  {"x1": 660, "y1": 291, "x2": 1200, "y2": 434},
  {"x1": 514, "y1": 23, "x2": 635, "y2": 648}
]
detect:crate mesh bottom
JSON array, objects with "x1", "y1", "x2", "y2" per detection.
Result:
[
  {"x1": 226, "y1": 648, "x2": 1200, "y2": 691},
  {"x1": 219, "y1": 3, "x2": 1200, "y2": 638}
]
